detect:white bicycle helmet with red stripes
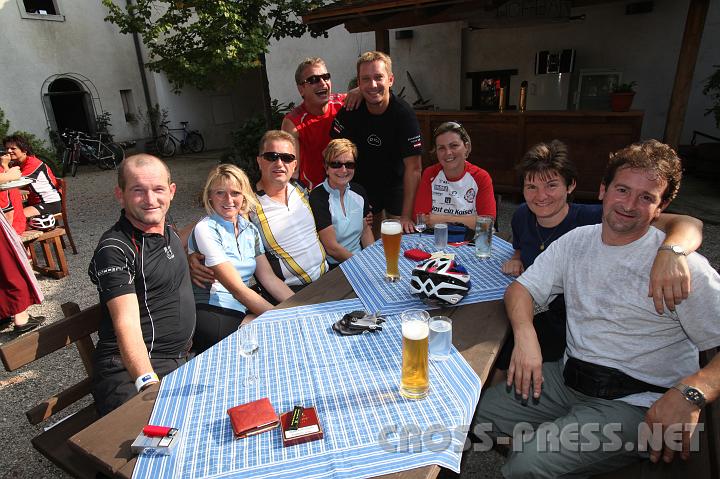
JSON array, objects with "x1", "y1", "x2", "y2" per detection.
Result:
[
  {"x1": 409, "y1": 257, "x2": 471, "y2": 306},
  {"x1": 28, "y1": 214, "x2": 56, "y2": 232}
]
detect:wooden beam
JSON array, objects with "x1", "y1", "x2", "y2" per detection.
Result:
[
  {"x1": 663, "y1": 0, "x2": 710, "y2": 149},
  {"x1": 375, "y1": 29, "x2": 390, "y2": 54}
]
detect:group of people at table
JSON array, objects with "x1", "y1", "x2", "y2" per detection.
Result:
[
  {"x1": 1, "y1": 134, "x2": 63, "y2": 333},
  {"x1": 5, "y1": 50, "x2": 720, "y2": 478}
]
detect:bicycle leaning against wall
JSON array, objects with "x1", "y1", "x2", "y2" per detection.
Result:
[
  {"x1": 59, "y1": 130, "x2": 125, "y2": 177},
  {"x1": 156, "y1": 121, "x2": 205, "y2": 157}
]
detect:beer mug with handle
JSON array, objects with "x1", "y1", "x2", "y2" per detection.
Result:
[{"x1": 399, "y1": 309, "x2": 430, "y2": 399}]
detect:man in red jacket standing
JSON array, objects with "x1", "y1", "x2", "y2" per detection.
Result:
[{"x1": 282, "y1": 57, "x2": 360, "y2": 190}]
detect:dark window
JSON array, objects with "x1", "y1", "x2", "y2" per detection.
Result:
[
  {"x1": 23, "y1": 0, "x2": 57, "y2": 15},
  {"x1": 120, "y1": 90, "x2": 137, "y2": 122}
]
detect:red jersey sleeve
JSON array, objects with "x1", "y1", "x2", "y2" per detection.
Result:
[
  {"x1": 470, "y1": 166, "x2": 496, "y2": 218},
  {"x1": 413, "y1": 166, "x2": 435, "y2": 216}
]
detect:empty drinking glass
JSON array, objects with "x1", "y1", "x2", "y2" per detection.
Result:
[
  {"x1": 238, "y1": 322, "x2": 259, "y2": 385},
  {"x1": 434, "y1": 223, "x2": 448, "y2": 251},
  {"x1": 415, "y1": 213, "x2": 426, "y2": 234}
]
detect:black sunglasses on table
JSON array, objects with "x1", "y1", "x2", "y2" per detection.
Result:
[
  {"x1": 327, "y1": 161, "x2": 356, "y2": 170},
  {"x1": 300, "y1": 73, "x2": 331, "y2": 85},
  {"x1": 261, "y1": 152, "x2": 296, "y2": 163}
]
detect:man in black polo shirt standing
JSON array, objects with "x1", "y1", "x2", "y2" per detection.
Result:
[
  {"x1": 88, "y1": 154, "x2": 195, "y2": 416},
  {"x1": 330, "y1": 50, "x2": 423, "y2": 238}
]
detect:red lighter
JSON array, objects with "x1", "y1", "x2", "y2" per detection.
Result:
[{"x1": 143, "y1": 425, "x2": 175, "y2": 437}]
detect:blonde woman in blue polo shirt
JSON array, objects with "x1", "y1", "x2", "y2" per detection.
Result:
[
  {"x1": 309, "y1": 139, "x2": 374, "y2": 265},
  {"x1": 189, "y1": 165, "x2": 294, "y2": 353}
]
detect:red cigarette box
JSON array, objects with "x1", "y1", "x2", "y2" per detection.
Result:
[{"x1": 280, "y1": 406, "x2": 324, "y2": 447}]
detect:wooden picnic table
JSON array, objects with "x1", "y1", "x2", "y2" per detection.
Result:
[{"x1": 68, "y1": 266, "x2": 510, "y2": 479}]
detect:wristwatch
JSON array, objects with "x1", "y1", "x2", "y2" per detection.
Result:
[
  {"x1": 135, "y1": 372, "x2": 160, "y2": 393},
  {"x1": 658, "y1": 244, "x2": 688, "y2": 256},
  {"x1": 672, "y1": 383, "x2": 706, "y2": 409}
]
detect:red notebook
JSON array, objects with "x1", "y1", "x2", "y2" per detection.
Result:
[{"x1": 227, "y1": 397, "x2": 280, "y2": 439}]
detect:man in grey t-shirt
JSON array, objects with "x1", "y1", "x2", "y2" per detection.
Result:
[{"x1": 475, "y1": 140, "x2": 720, "y2": 477}]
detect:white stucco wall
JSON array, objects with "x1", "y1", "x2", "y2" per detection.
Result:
[
  {"x1": 389, "y1": 22, "x2": 463, "y2": 110},
  {"x1": 0, "y1": 0, "x2": 147, "y2": 142},
  {"x1": 0, "y1": 0, "x2": 261, "y2": 149},
  {"x1": 150, "y1": 70, "x2": 263, "y2": 150}
]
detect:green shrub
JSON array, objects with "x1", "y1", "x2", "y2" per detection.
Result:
[
  {"x1": 224, "y1": 99, "x2": 293, "y2": 185},
  {"x1": 0, "y1": 108, "x2": 9, "y2": 138},
  {"x1": 0, "y1": 107, "x2": 60, "y2": 176}
]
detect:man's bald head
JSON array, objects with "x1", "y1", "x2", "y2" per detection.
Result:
[{"x1": 117, "y1": 154, "x2": 172, "y2": 190}]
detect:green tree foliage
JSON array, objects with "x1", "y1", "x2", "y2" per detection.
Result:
[
  {"x1": 102, "y1": 1, "x2": 326, "y2": 125},
  {"x1": 0, "y1": 108, "x2": 9, "y2": 138}
]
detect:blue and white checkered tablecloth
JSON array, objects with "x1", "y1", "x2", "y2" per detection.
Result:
[
  {"x1": 340, "y1": 234, "x2": 514, "y2": 314},
  {"x1": 132, "y1": 299, "x2": 482, "y2": 479}
]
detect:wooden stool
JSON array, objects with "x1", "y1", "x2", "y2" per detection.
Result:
[{"x1": 22, "y1": 228, "x2": 69, "y2": 279}]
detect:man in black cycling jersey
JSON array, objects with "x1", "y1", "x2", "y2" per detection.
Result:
[{"x1": 88, "y1": 154, "x2": 195, "y2": 416}]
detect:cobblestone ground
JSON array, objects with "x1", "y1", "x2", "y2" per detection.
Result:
[{"x1": 1, "y1": 151, "x2": 716, "y2": 478}]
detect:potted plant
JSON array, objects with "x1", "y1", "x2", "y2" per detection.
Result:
[{"x1": 610, "y1": 81, "x2": 637, "y2": 112}]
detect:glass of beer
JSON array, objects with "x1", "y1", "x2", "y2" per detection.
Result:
[
  {"x1": 381, "y1": 219, "x2": 402, "y2": 282},
  {"x1": 399, "y1": 309, "x2": 430, "y2": 400}
]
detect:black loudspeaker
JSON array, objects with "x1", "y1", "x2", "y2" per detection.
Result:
[
  {"x1": 559, "y1": 49, "x2": 575, "y2": 73},
  {"x1": 535, "y1": 49, "x2": 575, "y2": 74},
  {"x1": 536, "y1": 51, "x2": 549, "y2": 75}
]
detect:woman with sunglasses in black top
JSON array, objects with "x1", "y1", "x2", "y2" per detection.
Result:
[{"x1": 309, "y1": 139, "x2": 374, "y2": 265}]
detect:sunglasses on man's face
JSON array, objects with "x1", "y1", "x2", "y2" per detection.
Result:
[
  {"x1": 261, "y1": 152, "x2": 296, "y2": 163},
  {"x1": 327, "y1": 161, "x2": 356, "y2": 170},
  {"x1": 300, "y1": 73, "x2": 331, "y2": 85}
]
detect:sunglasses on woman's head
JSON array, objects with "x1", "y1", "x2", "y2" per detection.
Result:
[
  {"x1": 261, "y1": 152, "x2": 296, "y2": 163},
  {"x1": 434, "y1": 121, "x2": 469, "y2": 142},
  {"x1": 327, "y1": 161, "x2": 356, "y2": 170},
  {"x1": 300, "y1": 73, "x2": 331, "y2": 85},
  {"x1": 434, "y1": 121, "x2": 464, "y2": 135}
]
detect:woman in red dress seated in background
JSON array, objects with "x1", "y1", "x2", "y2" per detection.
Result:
[{"x1": 0, "y1": 151, "x2": 44, "y2": 333}]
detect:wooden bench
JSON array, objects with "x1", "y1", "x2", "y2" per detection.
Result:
[
  {"x1": 21, "y1": 227, "x2": 70, "y2": 278},
  {"x1": 0, "y1": 302, "x2": 103, "y2": 478}
]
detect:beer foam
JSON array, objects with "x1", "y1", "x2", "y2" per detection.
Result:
[
  {"x1": 402, "y1": 320, "x2": 429, "y2": 340},
  {"x1": 381, "y1": 222, "x2": 402, "y2": 235}
]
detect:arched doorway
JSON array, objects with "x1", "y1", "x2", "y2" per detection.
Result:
[{"x1": 45, "y1": 77, "x2": 94, "y2": 133}]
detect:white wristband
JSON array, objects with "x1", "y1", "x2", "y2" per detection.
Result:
[{"x1": 135, "y1": 372, "x2": 160, "y2": 393}]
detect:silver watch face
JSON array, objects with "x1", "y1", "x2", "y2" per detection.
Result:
[
  {"x1": 671, "y1": 245, "x2": 685, "y2": 255},
  {"x1": 685, "y1": 386, "x2": 704, "y2": 405}
]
